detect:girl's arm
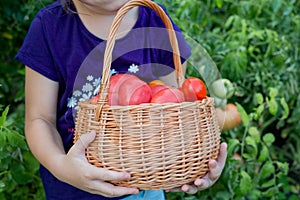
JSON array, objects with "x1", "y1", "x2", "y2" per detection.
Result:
[{"x1": 25, "y1": 67, "x2": 139, "y2": 197}]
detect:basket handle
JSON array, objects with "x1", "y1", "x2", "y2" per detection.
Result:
[{"x1": 98, "y1": 0, "x2": 183, "y2": 104}]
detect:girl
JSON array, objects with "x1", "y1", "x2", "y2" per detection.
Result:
[{"x1": 16, "y1": 0, "x2": 227, "y2": 199}]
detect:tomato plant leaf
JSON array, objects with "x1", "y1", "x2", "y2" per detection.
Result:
[
  {"x1": 248, "y1": 126, "x2": 261, "y2": 144},
  {"x1": 239, "y1": 170, "x2": 252, "y2": 196},
  {"x1": 266, "y1": 97, "x2": 278, "y2": 116},
  {"x1": 262, "y1": 187, "x2": 276, "y2": 198},
  {"x1": 255, "y1": 93, "x2": 264, "y2": 105},
  {"x1": 245, "y1": 136, "x2": 258, "y2": 157},
  {"x1": 6, "y1": 129, "x2": 26, "y2": 148},
  {"x1": 258, "y1": 145, "x2": 269, "y2": 162},
  {"x1": 263, "y1": 133, "x2": 275, "y2": 146},
  {"x1": 0, "y1": 130, "x2": 6, "y2": 147},
  {"x1": 261, "y1": 179, "x2": 275, "y2": 188},
  {"x1": 269, "y1": 88, "x2": 278, "y2": 99},
  {"x1": 227, "y1": 138, "x2": 240, "y2": 155},
  {"x1": 236, "y1": 103, "x2": 249, "y2": 127},
  {"x1": 0, "y1": 106, "x2": 9, "y2": 127},
  {"x1": 272, "y1": 0, "x2": 282, "y2": 12},
  {"x1": 215, "y1": 0, "x2": 223, "y2": 8},
  {"x1": 260, "y1": 161, "x2": 275, "y2": 180},
  {"x1": 280, "y1": 97, "x2": 289, "y2": 120}
]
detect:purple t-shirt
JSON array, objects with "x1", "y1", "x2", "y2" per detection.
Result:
[{"x1": 16, "y1": 1, "x2": 190, "y2": 199}]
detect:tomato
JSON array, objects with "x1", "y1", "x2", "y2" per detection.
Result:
[
  {"x1": 211, "y1": 78, "x2": 235, "y2": 99},
  {"x1": 118, "y1": 78, "x2": 152, "y2": 106},
  {"x1": 216, "y1": 103, "x2": 242, "y2": 131},
  {"x1": 108, "y1": 74, "x2": 139, "y2": 105},
  {"x1": 181, "y1": 77, "x2": 207, "y2": 101},
  {"x1": 148, "y1": 79, "x2": 165, "y2": 87},
  {"x1": 150, "y1": 85, "x2": 170, "y2": 96},
  {"x1": 150, "y1": 87, "x2": 184, "y2": 104},
  {"x1": 91, "y1": 94, "x2": 99, "y2": 104}
]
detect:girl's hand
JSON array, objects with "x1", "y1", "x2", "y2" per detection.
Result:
[
  {"x1": 55, "y1": 131, "x2": 139, "y2": 198},
  {"x1": 166, "y1": 142, "x2": 227, "y2": 194}
]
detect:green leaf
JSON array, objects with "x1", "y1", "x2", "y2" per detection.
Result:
[
  {"x1": 239, "y1": 170, "x2": 252, "y2": 196},
  {"x1": 6, "y1": 129, "x2": 26, "y2": 148},
  {"x1": 269, "y1": 87, "x2": 278, "y2": 99},
  {"x1": 11, "y1": 164, "x2": 32, "y2": 184},
  {"x1": 0, "y1": 181, "x2": 5, "y2": 189},
  {"x1": 255, "y1": 104, "x2": 264, "y2": 119},
  {"x1": 262, "y1": 187, "x2": 276, "y2": 197},
  {"x1": 248, "y1": 126, "x2": 261, "y2": 144},
  {"x1": 263, "y1": 133, "x2": 275, "y2": 146},
  {"x1": 261, "y1": 179, "x2": 275, "y2": 188},
  {"x1": 215, "y1": 0, "x2": 223, "y2": 8},
  {"x1": 245, "y1": 136, "x2": 258, "y2": 157},
  {"x1": 266, "y1": 98, "x2": 278, "y2": 116},
  {"x1": 272, "y1": 0, "x2": 282, "y2": 12},
  {"x1": 280, "y1": 97, "x2": 289, "y2": 120},
  {"x1": 227, "y1": 138, "x2": 240, "y2": 155},
  {"x1": 276, "y1": 161, "x2": 289, "y2": 174},
  {"x1": 260, "y1": 161, "x2": 275, "y2": 180},
  {"x1": 255, "y1": 93, "x2": 264, "y2": 105},
  {"x1": 257, "y1": 145, "x2": 269, "y2": 162},
  {"x1": 224, "y1": 15, "x2": 235, "y2": 29},
  {"x1": 0, "y1": 130, "x2": 6, "y2": 147},
  {"x1": 236, "y1": 103, "x2": 249, "y2": 127},
  {"x1": 0, "y1": 106, "x2": 9, "y2": 126}
]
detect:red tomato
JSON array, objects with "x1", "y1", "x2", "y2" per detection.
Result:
[
  {"x1": 150, "y1": 85, "x2": 170, "y2": 96},
  {"x1": 118, "y1": 78, "x2": 152, "y2": 106},
  {"x1": 108, "y1": 74, "x2": 139, "y2": 105},
  {"x1": 91, "y1": 94, "x2": 99, "y2": 104},
  {"x1": 150, "y1": 87, "x2": 184, "y2": 104},
  {"x1": 182, "y1": 77, "x2": 207, "y2": 101}
]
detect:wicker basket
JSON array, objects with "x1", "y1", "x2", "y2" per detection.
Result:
[{"x1": 74, "y1": 0, "x2": 220, "y2": 190}]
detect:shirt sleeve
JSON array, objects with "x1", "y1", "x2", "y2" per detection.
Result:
[{"x1": 15, "y1": 13, "x2": 59, "y2": 81}]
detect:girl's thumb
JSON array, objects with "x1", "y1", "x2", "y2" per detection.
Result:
[{"x1": 72, "y1": 130, "x2": 96, "y2": 154}]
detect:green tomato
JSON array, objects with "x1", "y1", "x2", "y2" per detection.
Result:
[{"x1": 211, "y1": 78, "x2": 235, "y2": 99}]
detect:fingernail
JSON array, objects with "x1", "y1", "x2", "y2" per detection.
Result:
[
  {"x1": 123, "y1": 173, "x2": 131, "y2": 179},
  {"x1": 182, "y1": 185, "x2": 189, "y2": 192},
  {"x1": 132, "y1": 189, "x2": 139, "y2": 194},
  {"x1": 210, "y1": 160, "x2": 217, "y2": 168},
  {"x1": 195, "y1": 179, "x2": 203, "y2": 186}
]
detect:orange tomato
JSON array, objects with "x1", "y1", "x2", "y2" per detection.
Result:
[
  {"x1": 148, "y1": 79, "x2": 165, "y2": 87},
  {"x1": 216, "y1": 103, "x2": 242, "y2": 131}
]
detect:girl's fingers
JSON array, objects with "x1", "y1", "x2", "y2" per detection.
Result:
[
  {"x1": 208, "y1": 142, "x2": 227, "y2": 181},
  {"x1": 87, "y1": 165, "x2": 131, "y2": 181},
  {"x1": 71, "y1": 131, "x2": 96, "y2": 155},
  {"x1": 85, "y1": 179, "x2": 139, "y2": 197}
]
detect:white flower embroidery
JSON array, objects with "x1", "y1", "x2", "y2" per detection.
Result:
[
  {"x1": 128, "y1": 64, "x2": 139, "y2": 73},
  {"x1": 110, "y1": 69, "x2": 117, "y2": 76},
  {"x1": 67, "y1": 72, "x2": 116, "y2": 109},
  {"x1": 67, "y1": 97, "x2": 77, "y2": 108},
  {"x1": 93, "y1": 77, "x2": 101, "y2": 87},
  {"x1": 79, "y1": 92, "x2": 92, "y2": 102},
  {"x1": 82, "y1": 83, "x2": 93, "y2": 93},
  {"x1": 87, "y1": 75, "x2": 94, "y2": 81},
  {"x1": 73, "y1": 90, "x2": 82, "y2": 97}
]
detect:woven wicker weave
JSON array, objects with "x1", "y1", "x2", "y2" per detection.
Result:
[{"x1": 74, "y1": 0, "x2": 220, "y2": 190}]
